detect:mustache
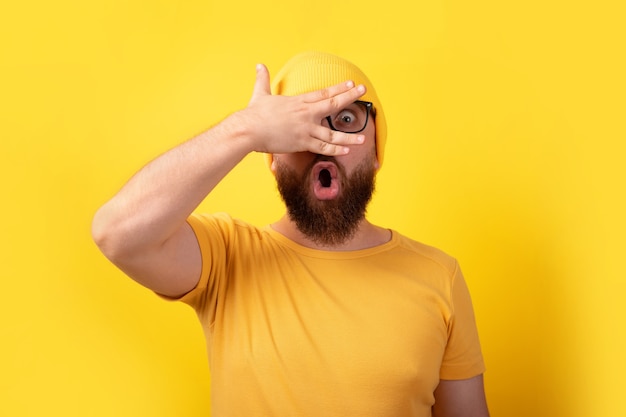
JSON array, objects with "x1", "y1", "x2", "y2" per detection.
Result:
[
  {"x1": 313, "y1": 154, "x2": 337, "y2": 164},
  {"x1": 307, "y1": 154, "x2": 341, "y2": 171}
]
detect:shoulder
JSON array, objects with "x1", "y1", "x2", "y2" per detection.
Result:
[
  {"x1": 189, "y1": 212, "x2": 263, "y2": 236},
  {"x1": 188, "y1": 212, "x2": 274, "y2": 253},
  {"x1": 391, "y1": 231, "x2": 459, "y2": 275}
]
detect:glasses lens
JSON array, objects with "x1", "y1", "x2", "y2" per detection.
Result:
[{"x1": 328, "y1": 101, "x2": 371, "y2": 133}]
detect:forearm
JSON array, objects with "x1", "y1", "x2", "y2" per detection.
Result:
[{"x1": 92, "y1": 111, "x2": 254, "y2": 260}]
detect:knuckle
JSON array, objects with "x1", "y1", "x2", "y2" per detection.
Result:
[
  {"x1": 317, "y1": 140, "x2": 332, "y2": 153},
  {"x1": 318, "y1": 88, "x2": 330, "y2": 100},
  {"x1": 327, "y1": 96, "x2": 339, "y2": 109}
]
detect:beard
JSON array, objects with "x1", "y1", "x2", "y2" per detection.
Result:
[{"x1": 275, "y1": 154, "x2": 377, "y2": 247}]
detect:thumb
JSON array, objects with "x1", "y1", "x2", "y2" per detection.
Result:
[{"x1": 250, "y1": 63, "x2": 271, "y2": 103}]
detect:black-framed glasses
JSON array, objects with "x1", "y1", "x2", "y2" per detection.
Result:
[{"x1": 325, "y1": 100, "x2": 373, "y2": 134}]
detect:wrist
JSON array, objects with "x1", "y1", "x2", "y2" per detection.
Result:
[{"x1": 220, "y1": 109, "x2": 262, "y2": 154}]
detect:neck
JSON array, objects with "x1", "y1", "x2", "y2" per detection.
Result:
[{"x1": 271, "y1": 215, "x2": 391, "y2": 251}]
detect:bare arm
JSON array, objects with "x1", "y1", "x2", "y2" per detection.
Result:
[
  {"x1": 91, "y1": 64, "x2": 367, "y2": 297},
  {"x1": 432, "y1": 374, "x2": 490, "y2": 417}
]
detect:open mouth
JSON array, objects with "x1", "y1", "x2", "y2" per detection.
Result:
[
  {"x1": 312, "y1": 161, "x2": 340, "y2": 200},
  {"x1": 319, "y1": 168, "x2": 332, "y2": 188}
]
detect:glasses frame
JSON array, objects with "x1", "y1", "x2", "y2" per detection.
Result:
[{"x1": 325, "y1": 100, "x2": 373, "y2": 134}]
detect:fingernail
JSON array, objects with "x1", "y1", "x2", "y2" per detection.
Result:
[
  {"x1": 346, "y1": 81, "x2": 355, "y2": 88},
  {"x1": 357, "y1": 85, "x2": 366, "y2": 93}
]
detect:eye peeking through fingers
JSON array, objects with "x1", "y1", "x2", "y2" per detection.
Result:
[
  {"x1": 335, "y1": 109, "x2": 358, "y2": 128},
  {"x1": 325, "y1": 101, "x2": 372, "y2": 134}
]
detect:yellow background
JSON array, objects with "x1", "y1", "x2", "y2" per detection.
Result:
[{"x1": 1, "y1": 0, "x2": 624, "y2": 415}]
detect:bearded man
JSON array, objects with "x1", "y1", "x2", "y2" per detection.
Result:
[{"x1": 92, "y1": 51, "x2": 490, "y2": 417}]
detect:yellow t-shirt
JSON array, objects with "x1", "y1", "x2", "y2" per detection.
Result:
[{"x1": 177, "y1": 213, "x2": 485, "y2": 416}]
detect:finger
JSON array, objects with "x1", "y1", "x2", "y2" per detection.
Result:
[
  {"x1": 302, "y1": 80, "x2": 365, "y2": 104},
  {"x1": 312, "y1": 84, "x2": 367, "y2": 117},
  {"x1": 250, "y1": 63, "x2": 271, "y2": 102},
  {"x1": 308, "y1": 126, "x2": 365, "y2": 154},
  {"x1": 308, "y1": 140, "x2": 351, "y2": 156}
]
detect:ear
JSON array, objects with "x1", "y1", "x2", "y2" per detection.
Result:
[
  {"x1": 265, "y1": 153, "x2": 277, "y2": 175},
  {"x1": 270, "y1": 156, "x2": 277, "y2": 174}
]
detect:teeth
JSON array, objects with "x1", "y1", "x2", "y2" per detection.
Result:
[{"x1": 319, "y1": 169, "x2": 331, "y2": 187}]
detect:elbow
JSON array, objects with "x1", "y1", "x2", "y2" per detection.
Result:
[
  {"x1": 91, "y1": 206, "x2": 129, "y2": 264},
  {"x1": 91, "y1": 205, "x2": 159, "y2": 272}
]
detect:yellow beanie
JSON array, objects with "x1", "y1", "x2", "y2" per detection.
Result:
[{"x1": 268, "y1": 51, "x2": 387, "y2": 168}]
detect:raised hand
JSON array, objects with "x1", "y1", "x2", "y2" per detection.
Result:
[{"x1": 243, "y1": 63, "x2": 367, "y2": 156}]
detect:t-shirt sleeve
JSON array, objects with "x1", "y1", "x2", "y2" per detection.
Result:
[
  {"x1": 439, "y1": 262, "x2": 486, "y2": 380},
  {"x1": 160, "y1": 212, "x2": 233, "y2": 325}
]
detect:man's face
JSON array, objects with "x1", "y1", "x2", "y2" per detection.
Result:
[{"x1": 274, "y1": 150, "x2": 377, "y2": 247}]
